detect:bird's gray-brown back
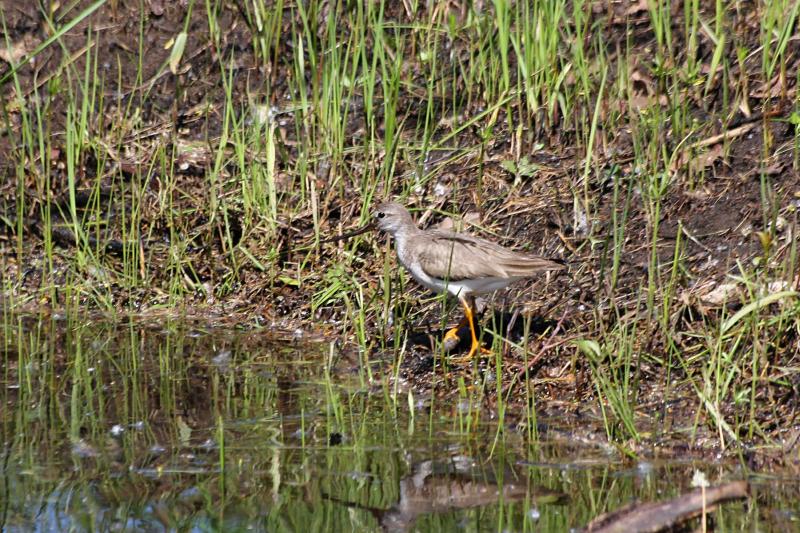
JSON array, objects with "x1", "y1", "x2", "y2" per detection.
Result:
[{"x1": 414, "y1": 229, "x2": 563, "y2": 281}]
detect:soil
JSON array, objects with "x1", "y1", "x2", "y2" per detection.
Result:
[{"x1": 1, "y1": 1, "x2": 799, "y2": 464}]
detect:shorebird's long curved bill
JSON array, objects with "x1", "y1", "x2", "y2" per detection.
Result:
[{"x1": 318, "y1": 222, "x2": 374, "y2": 244}]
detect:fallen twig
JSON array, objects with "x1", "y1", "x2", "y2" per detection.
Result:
[{"x1": 581, "y1": 480, "x2": 749, "y2": 533}]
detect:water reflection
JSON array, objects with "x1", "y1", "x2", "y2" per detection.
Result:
[
  {"x1": 0, "y1": 316, "x2": 789, "y2": 531},
  {"x1": 333, "y1": 456, "x2": 566, "y2": 532}
]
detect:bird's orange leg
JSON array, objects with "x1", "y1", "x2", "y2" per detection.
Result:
[
  {"x1": 464, "y1": 300, "x2": 481, "y2": 360},
  {"x1": 449, "y1": 296, "x2": 492, "y2": 363}
]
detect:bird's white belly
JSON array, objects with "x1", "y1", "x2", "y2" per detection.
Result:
[
  {"x1": 444, "y1": 276, "x2": 521, "y2": 296},
  {"x1": 405, "y1": 260, "x2": 517, "y2": 298}
]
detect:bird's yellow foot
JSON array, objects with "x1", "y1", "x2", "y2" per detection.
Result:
[
  {"x1": 442, "y1": 326, "x2": 461, "y2": 351},
  {"x1": 442, "y1": 315, "x2": 470, "y2": 351},
  {"x1": 447, "y1": 341, "x2": 493, "y2": 364}
]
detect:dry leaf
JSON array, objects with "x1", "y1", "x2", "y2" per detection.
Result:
[
  {"x1": 702, "y1": 283, "x2": 740, "y2": 306},
  {"x1": 0, "y1": 34, "x2": 39, "y2": 65}
]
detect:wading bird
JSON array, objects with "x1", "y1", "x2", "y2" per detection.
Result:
[{"x1": 373, "y1": 202, "x2": 564, "y2": 361}]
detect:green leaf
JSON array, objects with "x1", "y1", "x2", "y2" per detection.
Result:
[
  {"x1": 500, "y1": 159, "x2": 517, "y2": 173},
  {"x1": 516, "y1": 156, "x2": 540, "y2": 177},
  {"x1": 177, "y1": 417, "x2": 192, "y2": 446},
  {"x1": 278, "y1": 275, "x2": 300, "y2": 287},
  {"x1": 501, "y1": 156, "x2": 539, "y2": 177},
  {"x1": 721, "y1": 291, "x2": 798, "y2": 334},
  {"x1": 576, "y1": 339, "x2": 602, "y2": 360},
  {"x1": 169, "y1": 32, "x2": 188, "y2": 74}
]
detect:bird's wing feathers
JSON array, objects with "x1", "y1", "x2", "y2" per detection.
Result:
[{"x1": 416, "y1": 230, "x2": 563, "y2": 281}]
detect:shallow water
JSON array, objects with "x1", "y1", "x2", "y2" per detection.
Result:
[{"x1": 0, "y1": 316, "x2": 796, "y2": 531}]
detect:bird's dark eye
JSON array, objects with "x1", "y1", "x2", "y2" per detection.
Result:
[{"x1": 377, "y1": 212, "x2": 386, "y2": 219}]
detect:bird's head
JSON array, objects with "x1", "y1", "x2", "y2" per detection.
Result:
[{"x1": 372, "y1": 202, "x2": 415, "y2": 236}]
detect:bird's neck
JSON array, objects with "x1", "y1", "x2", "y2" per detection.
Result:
[{"x1": 392, "y1": 224, "x2": 421, "y2": 255}]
